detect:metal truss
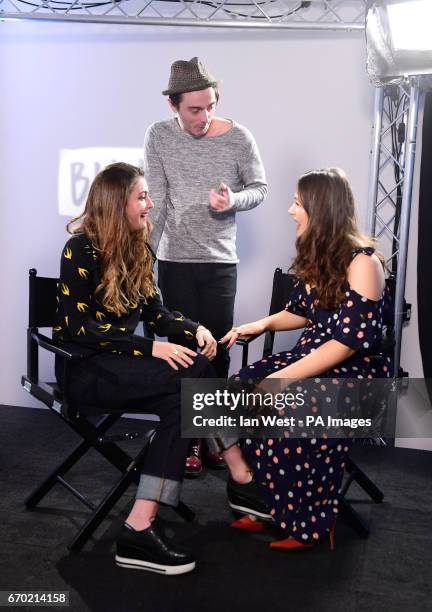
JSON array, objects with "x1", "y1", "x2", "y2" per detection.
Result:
[
  {"x1": 368, "y1": 83, "x2": 412, "y2": 273},
  {"x1": 368, "y1": 80, "x2": 421, "y2": 376},
  {"x1": 0, "y1": 0, "x2": 366, "y2": 29}
]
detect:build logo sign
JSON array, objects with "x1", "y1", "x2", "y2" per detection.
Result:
[{"x1": 58, "y1": 148, "x2": 143, "y2": 216}]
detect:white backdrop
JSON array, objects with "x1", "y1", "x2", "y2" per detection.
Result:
[{"x1": 1, "y1": 22, "x2": 379, "y2": 410}]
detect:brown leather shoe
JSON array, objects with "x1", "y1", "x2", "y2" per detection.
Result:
[{"x1": 185, "y1": 440, "x2": 203, "y2": 478}]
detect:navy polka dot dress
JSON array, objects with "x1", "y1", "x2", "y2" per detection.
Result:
[{"x1": 236, "y1": 248, "x2": 393, "y2": 543}]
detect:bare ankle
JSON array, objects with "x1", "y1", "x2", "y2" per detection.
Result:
[
  {"x1": 125, "y1": 517, "x2": 152, "y2": 531},
  {"x1": 222, "y1": 444, "x2": 253, "y2": 484},
  {"x1": 231, "y1": 470, "x2": 253, "y2": 485},
  {"x1": 126, "y1": 499, "x2": 158, "y2": 531}
]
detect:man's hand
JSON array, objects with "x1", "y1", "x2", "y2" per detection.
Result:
[
  {"x1": 209, "y1": 182, "x2": 231, "y2": 211},
  {"x1": 196, "y1": 326, "x2": 217, "y2": 360}
]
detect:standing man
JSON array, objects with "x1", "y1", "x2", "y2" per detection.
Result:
[{"x1": 144, "y1": 57, "x2": 267, "y2": 473}]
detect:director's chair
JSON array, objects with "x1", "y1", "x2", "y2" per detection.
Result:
[{"x1": 21, "y1": 268, "x2": 194, "y2": 552}]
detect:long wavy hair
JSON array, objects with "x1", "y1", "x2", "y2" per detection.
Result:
[
  {"x1": 291, "y1": 168, "x2": 384, "y2": 310},
  {"x1": 67, "y1": 162, "x2": 156, "y2": 316}
]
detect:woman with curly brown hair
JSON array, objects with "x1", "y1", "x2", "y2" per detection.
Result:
[
  {"x1": 220, "y1": 168, "x2": 392, "y2": 551},
  {"x1": 54, "y1": 162, "x2": 217, "y2": 574}
]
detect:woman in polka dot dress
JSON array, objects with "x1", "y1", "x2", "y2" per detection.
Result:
[{"x1": 220, "y1": 168, "x2": 393, "y2": 550}]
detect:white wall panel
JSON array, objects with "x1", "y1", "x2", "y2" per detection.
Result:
[{"x1": 0, "y1": 23, "x2": 373, "y2": 408}]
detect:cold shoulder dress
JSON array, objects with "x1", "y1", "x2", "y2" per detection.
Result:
[{"x1": 235, "y1": 247, "x2": 393, "y2": 543}]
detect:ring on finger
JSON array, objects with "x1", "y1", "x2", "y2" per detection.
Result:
[{"x1": 173, "y1": 349, "x2": 179, "y2": 355}]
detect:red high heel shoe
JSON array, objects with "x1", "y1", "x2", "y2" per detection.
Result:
[
  {"x1": 270, "y1": 522, "x2": 336, "y2": 551},
  {"x1": 230, "y1": 515, "x2": 267, "y2": 533}
]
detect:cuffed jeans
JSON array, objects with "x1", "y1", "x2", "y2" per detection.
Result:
[{"x1": 56, "y1": 351, "x2": 215, "y2": 506}]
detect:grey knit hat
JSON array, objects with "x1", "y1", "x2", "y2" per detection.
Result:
[{"x1": 162, "y1": 57, "x2": 218, "y2": 96}]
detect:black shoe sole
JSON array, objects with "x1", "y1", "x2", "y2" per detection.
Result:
[
  {"x1": 115, "y1": 555, "x2": 196, "y2": 575},
  {"x1": 184, "y1": 468, "x2": 204, "y2": 479},
  {"x1": 203, "y1": 461, "x2": 228, "y2": 470}
]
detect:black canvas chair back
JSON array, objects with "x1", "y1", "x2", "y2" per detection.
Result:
[
  {"x1": 29, "y1": 270, "x2": 58, "y2": 328},
  {"x1": 263, "y1": 268, "x2": 293, "y2": 359},
  {"x1": 239, "y1": 269, "x2": 304, "y2": 366},
  {"x1": 21, "y1": 269, "x2": 193, "y2": 552},
  {"x1": 26, "y1": 270, "x2": 59, "y2": 384},
  {"x1": 237, "y1": 267, "x2": 395, "y2": 538}
]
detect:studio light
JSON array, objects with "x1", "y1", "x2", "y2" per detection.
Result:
[
  {"x1": 366, "y1": 0, "x2": 432, "y2": 84},
  {"x1": 387, "y1": 0, "x2": 432, "y2": 51}
]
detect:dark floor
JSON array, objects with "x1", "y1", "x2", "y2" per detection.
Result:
[{"x1": 1, "y1": 404, "x2": 431, "y2": 612}]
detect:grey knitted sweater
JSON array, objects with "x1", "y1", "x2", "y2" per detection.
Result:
[{"x1": 144, "y1": 118, "x2": 267, "y2": 263}]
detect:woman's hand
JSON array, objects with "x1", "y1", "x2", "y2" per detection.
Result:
[
  {"x1": 219, "y1": 320, "x2": 266, "y2": 350},
  {"x1": 152, "y1": 340, "x2": 197, "y2": 371},
  {"x1": 195, "y1": 326, "x2": 217, "y2": 360}
]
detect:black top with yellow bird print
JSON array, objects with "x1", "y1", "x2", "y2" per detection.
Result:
[{"x1": 54, "y1": 233, "x2": 199, "y2": 357}]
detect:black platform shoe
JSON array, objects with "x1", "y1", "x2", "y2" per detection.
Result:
[
  {"x1": 115, "y1": 523, "x2": 196, "y2": 575},
  {"x1": 227, "y1": 477, "x2": 272, "y2": 521}
]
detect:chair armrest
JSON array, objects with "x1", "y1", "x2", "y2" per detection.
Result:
[
  {"x1": 235, "y1": 331, "x2": 265, "y2": 347},
  {"x1": 30, "y1": 332, "x2": 118, "y2": 385},
  {"x1": 236, "y1": 331, "x2": 266, "y2": 368},
  {"x1": 31, "y1": 331, "x2": 87, "y2": 360}
]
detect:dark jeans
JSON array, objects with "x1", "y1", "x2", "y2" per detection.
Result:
[{"x1": 158, "y1": 260, "x2": 237, "y2": 378}]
